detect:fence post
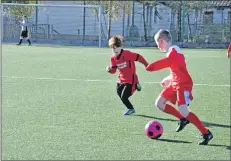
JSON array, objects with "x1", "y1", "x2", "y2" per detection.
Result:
[
  {"x1": 82, "y1": 0, "x2": 86, "y2": 43},
  {"x1": 181, "y1": 0, "x2": 186, "y2": 42},
  {"x1": 35, "y1": 0, "x2": 38, "y2": 42}
]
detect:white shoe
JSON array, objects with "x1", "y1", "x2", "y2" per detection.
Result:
[{"x1": 123, "y1": 109, "x2": 135, "y2": 115}]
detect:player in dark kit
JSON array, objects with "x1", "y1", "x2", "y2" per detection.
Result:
[
  {"x1": 17, "y1": 16, "x2": 32, "y2": 46},
  {"x1": 106, "y1": 35, "x2": 149, "y2": 115}
]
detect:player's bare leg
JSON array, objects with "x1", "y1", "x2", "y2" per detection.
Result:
[
  {"x1": 155, "y1": 96, "x2": 184, "y2": 119},
  {"x1": 179, "y1": 104, "x2": 213, "y2": 145}
]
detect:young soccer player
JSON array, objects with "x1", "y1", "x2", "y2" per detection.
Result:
[
  {"x1": 146, "y1": 29, "x2": 213, "y2": 145},
  {"x1": 17, "y1": 16, "x2": 32, "y2": 46},
  {"x1": 107, "y1": 35, "x2": 149, "y2": 115},
  {"x1": 227, "y1": 42, "x2": 231, "y2": 58}
]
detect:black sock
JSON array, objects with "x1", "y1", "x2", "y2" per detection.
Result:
[
  {"x1": 27, "y1": 39, "x2": 31, "y2": 44},
  {"x1": 18, "y1": 39, "x2": 22, "y2": 44}
]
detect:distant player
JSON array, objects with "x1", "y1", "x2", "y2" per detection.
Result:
[
  {"x1": 107, "y1": 35, "x2": 149, "y2": 115},
  {"x1": 227, "y1": 42, "x2": 231, "y2": 58},
  {"x1": 146, "y1": 29, "x2": 213, "y2": 145},
  {"x1": 17, "y1": 16, "x2": 32, "y2": 46}
]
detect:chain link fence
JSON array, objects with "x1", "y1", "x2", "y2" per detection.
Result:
[{"x1": 2, "y1": 1, "x2": 231, "y2": 47}]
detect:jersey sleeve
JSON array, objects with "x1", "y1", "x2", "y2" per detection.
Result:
[
  {"x1": 146, "y1": 57, "x2": 171, "y2": 71},
  {"x1": 124, "y1": 51, "x2": 148, "y2": 67},
  {"x1": 124, "y1": 50, "x2": 139, "y2": 61},
  {"x1": 146, "y1": 48, "x2": 176, "y2": 71},
  {"x1": 108, "y1": 57, "x2": 117, "y2": 74}
]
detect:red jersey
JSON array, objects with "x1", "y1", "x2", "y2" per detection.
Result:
[
  {"x1": 108, "y1": 49, "x2": 148, "y2": 84},
  {"x1": 227, "y1": 42, "x2": 231, "y2": 58},
  {"x1": 146, "y1": 45, "x2": 193, "y2": 90}
]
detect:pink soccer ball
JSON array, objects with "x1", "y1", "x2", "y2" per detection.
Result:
[{"x1": 145, "y1": 120, "x2": 163, "y2": 139}]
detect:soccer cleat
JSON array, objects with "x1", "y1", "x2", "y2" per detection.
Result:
[
  {"x1": 176, "y1": 118, "x2": 190, "y2": 132},
  {"x1": 123, "y1": 109, "x2": 135, "y2": 115},
  {"x1": 199, "y1": 130, "x2": 213, "y2": 145},
  {"x1": 136, "y1": 82, "x2": 142, "y2": 91}
]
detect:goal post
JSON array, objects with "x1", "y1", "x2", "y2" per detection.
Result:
[{"x1": 1, "y1": 2, "x2": 102, "y2": 47}]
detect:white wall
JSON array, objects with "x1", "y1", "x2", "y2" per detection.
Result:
[
  {"x1": 32, "y1": 1, "x2": 229, "y2": 37},
  {"x1": 32, "y1": 1, "x2": 99, "y2": 35},
  {"x1": 33, "y1": 1, "x2": 172, "y2": 37}
]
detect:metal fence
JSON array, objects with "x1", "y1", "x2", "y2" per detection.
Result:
[{"x1": 2, "y1": 2, "x2": 231, "y2": 47}]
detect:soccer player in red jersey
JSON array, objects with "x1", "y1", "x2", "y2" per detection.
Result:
[
  {"x1": 107, "y1": 35, "x2": 149, "y2": 115},
  {"x1": 227, "y1": 42, "x2": 231, "y2": 58},
  {"x1": 146, "y1": 29, "x2": 213, "y2": 145}
]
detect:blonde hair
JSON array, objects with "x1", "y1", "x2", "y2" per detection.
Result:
[
  {"x1": 154, "y1": 29, "x2": 172, "y2": 43},
  {"x1": 108, "y1": 35, "x2": 123, "y2": 48}
]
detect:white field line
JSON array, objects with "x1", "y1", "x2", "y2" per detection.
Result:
[{"x1": 2, "y1": 76, "x2": 230, "y2": 87}]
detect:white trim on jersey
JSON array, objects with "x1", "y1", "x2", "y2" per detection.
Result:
[{"x1": 166, "y1": 45, "x2": 182, "y2": 57}]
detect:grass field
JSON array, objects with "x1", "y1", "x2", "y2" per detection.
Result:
[{"x1": 2, "y1": 44, "x2": 230, "y2": 160}]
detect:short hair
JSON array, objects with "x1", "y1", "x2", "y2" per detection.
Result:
[
  {"x1": 109, "y1": 35, "x2": 123, "y2": 48},
  {"x1": 154, "y1": 29, "x2": 172, "y2": 43}
]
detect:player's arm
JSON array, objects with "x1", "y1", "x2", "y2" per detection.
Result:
[
  {"x1": 146, "y1": 57, "x2": 171, "y2": 71},
  {"x1": 125, "y1": 51, "x2": 149, "y2": 67},
  {"x1": 107, "y1": 57, "x2": 117, "y2": 74},
  {"x1": 227, "y1": 43, "x2": 231, "y2": 58}
]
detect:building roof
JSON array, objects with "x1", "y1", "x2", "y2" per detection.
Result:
[
  {"x1": 156, "y1": 0, "x2": 231, "y2": 8},
  {"x1": 207, "y1": 1, "x2": 231, "y2": 7}
]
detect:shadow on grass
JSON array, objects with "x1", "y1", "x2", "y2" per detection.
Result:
[
  {"x1": 156, "y1": 138, "x2": 192, "y2": 144},
  {"x1": 133, "y1": 114, "x2": 231, "y2": 129},
  {"x1": 134, "y1": 133, "x2": 192, "y2": 144},
  {"x1": 133, "y1": 114, "x2": 230, "y2": 151}
]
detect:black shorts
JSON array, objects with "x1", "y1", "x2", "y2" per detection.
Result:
[{"x1": 21, "y1": 31, "x2": 28, "y2": 38}]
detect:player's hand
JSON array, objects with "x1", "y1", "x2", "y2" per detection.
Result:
[
  {"x1": 106, "y1": 66, "x2": 112, "y2": 72},
  {"x1": 160, "y1": 76, "x2": 172, "y2": 88}
]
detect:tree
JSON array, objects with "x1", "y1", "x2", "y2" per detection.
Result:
[
  {"x1": 84, "y1": 0, "x2": 132, "y2": 39},
  {"x1": 165, "y1": 1, "x2": 213, "y2": 42},
  {"x1": 2, "y1": 0, "x2": 41, "y2": 18},
  {"x1": 137, "y1": 0, "x2": 156, "y2": 41}
]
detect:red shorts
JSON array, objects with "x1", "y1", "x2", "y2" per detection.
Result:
[{"x1": 160, "y1": 86, "x2": 193, "y2": 105}]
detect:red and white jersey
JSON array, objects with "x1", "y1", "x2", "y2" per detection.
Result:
[{"x1": 146, "y1": 45, "x2": 193, "y2": 90}]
